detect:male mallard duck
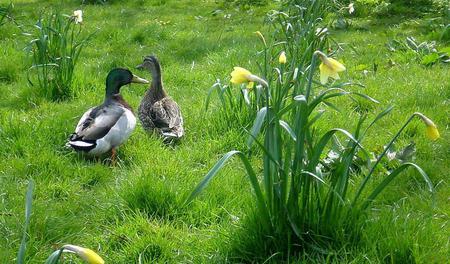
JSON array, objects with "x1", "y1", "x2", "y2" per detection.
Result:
[
  {"x1": 67, "y1": 68, "x2": 149, "y2": 162},
  {"x1": 136, "y1": 55, "x2": 184, "y2": 142}
]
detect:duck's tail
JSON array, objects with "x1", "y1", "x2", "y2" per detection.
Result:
[
  {"x1": 66, "y1": 133, "x2": 96, "y2": 152},
  {"x1": 162, "y1": 127, "x2": 184, "y2": 143}
]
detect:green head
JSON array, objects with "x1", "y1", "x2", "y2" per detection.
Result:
[{"x1": 105, "y1": 68, "x2": 149, "y2": 97}]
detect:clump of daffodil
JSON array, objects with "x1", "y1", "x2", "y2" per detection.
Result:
[
  {"x1": 279, "y1": 51, "x2": 287, "y2": 64},
  {"x1": 230, "y1": 67, "x2": 268, "y2": 88},
  {"x1": 73, "y1": 10, "x2": 83, "y2": 24},
  {"x1": 314, "y1": 50, "x2": 346, "y2": 85},
  {"x1": 415, "y1": 113, "x2": 440, "y2": 140},
  {"x1": 63, "y1": 245, "x2": 104, "y2": 264}
]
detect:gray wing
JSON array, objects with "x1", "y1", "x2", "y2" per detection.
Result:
[
  {"x1": 151, "y1": 98, "x2": 183, "y2": 131},
  {"x1": 74, "y1": 104, "x2": 125, "y2": 141}
]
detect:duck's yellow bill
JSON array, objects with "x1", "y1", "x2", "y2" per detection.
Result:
[{"x1": 132, "y1": 74, "x2": 150, "y2": 84}]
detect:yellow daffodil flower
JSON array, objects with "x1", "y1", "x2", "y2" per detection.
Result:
[
  {"x1": 279, "y1": 51, "x2": 287, "y2": 64},
  {"x1": 231, "y1": 67, "x2": 252, "y2": 84},
  {"x1": 230, "y1": 67, "x2": 268, "y2": 88},
  {"x1": 415, "y1": 113, "x2": 440, "y2": 140},
  {"x1": 315, "y1": 51, "x2": 346, "y2": 84},
  {"x1": 63, "y1": 245, "x2": 104, "y2": 264},
  {"x1": 73, "y1": 10, "x2": 83, "y2": 24}
]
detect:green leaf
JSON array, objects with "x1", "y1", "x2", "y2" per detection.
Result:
[
  {"x1": 421, "y1": 53, "x2": 439, "y2": 65},
  {"x1": 205, "y1": 81, "x2": 222, "y2": 111},
  {"x1": 184, "y1": 151, "x2": 268, "y2": 219},
  {"x1": 247, "y1": 107, "x2": 267, "y2": 148},
  {"x1": 355, "y1": 64, "x2": 369, "y2": 71},
  {"x1": 362, "y1": 163, "x2": 434, "y2": 209},
  {"x1": 279, "y1": 120, "x2": 296, "y2": 141},
  {"x1": 44, "y1": 249, "x2": 63, "y2": 264},
  {"x1": 439, "y1": 47, "x2": 450, "y2": 56},
  {"x1": 310, "y1": 128, "x2": 363, "y2": 170},
  {"x1": 17, "y1": 180, "x2": 35, "y2": 264}
]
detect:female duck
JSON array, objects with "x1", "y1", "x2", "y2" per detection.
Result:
[
  {"x1": 136, "y1": 55, "x2": 184, "y2": 142},
  {"x1": 67, "y1": 68, "x2": 149, "y2": 161}
]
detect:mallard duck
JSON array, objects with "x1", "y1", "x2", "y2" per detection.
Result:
[
  {"x1": 136, "y1": 55, "x2": 184, "y2": 142},
  {"x1": 67, "y1": 68, "x2": 149, "y2": 162}
]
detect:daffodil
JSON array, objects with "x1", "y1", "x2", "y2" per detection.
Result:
[
  {"x1": 315, "y1": 51, "x2": 346, "y2": 85},
  {"x1": 73, "y1": 10, "x2": 83, "y2": 24},
  {"x1": 63, "y1": 244, "x2": 104, "y2": 264},
  {"x1": 254, "y1": 31, "x2": 267, "y2": 47},
  {"x1": 348, "y1": 3, "x2": 355, "y2": 14},
  {"x1": 415, "y1": 113, "x2": 440, "y2": 140},
  {"x1": 279, "y1": 51, "x2": 287, "y2": 64},
  {"x1": 230, "y1": 67, "x2": 268, "y2": 87}
]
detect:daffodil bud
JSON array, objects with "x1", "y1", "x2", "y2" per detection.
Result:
[
  {"x1": 415, "y1": 113, "x2": 440, "y2": 140},
  {"x1": 279, "y1": 51, "x2": 287, "y2": 64},
  {"x1": 254, "y1": 31, "x2": 267, "y2": 47},
  {"x1": 63, "y1": 245, "x2": 104, "y2": 264}
]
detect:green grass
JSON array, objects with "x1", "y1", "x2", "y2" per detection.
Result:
[{"x1": 0, "y1": 1, "x2": 448, "y2": 263}]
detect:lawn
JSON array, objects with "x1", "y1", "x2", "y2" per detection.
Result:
[{"x1": 0, "y1": 0, "x2": 448, "y2": 263}]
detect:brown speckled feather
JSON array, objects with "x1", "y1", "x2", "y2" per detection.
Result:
[{"x1": 137, "y1": 55, "x2": 184, "y2": 141}]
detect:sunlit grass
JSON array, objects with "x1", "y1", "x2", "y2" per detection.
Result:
[{"x1": 0, "y1": 0, "x2": 448, "y2": 263}]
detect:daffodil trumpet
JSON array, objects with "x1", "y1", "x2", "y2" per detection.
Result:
[
  {"x1": 414, "y1": 112, "x2": 440, "y2": 140},
  {"x1": 230, "y1": 67, "x2": 268, "y2": 88}
]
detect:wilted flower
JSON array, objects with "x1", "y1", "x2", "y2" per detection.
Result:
[
  {"x1": 348, "y1": 3, "x2": 355, "y2": 14},
  {"x1": 279, "y1": 51, "x2": 287, "y2": 64},
  {"x1": 315, "y1": 51, "x2": 346, "y2": 84},
  {"x1": 230, "y1": 67, "x2": 268, "y2": 87},
  {"x1": 415, "y1": 113, "x2": 440, "y2": 140},
  {"x1": 73, "y1": 10, "x2": 83, "y2": 24},
  {"x1": 63, "y1": 244, "x2": 104, "y2": 264}
]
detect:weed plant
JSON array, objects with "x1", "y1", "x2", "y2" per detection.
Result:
[
  {"x1": 0, "y1": 3, "x2": 12, "y2": 27},
  {"x1": 26, "y1": 10, "x2": 89, "y2": 101},
  {"x1": 188, "y1": 0, "x2": 436, "y2": 261}
]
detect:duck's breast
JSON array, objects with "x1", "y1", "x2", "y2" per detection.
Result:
[{"x1": 103, "y1": 108, "x2": 136, "y2": 148}]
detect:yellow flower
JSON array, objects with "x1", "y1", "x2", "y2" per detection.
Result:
[
  {"x1": 315, "y1": 51, "x2": 346, "y2": 85},
  {"x1": 416, "y1": 113, "x2": 440, "y2": 140},
  {"x1": 73, "y1": 10, "x2": 83, "y2": 24},
  {"x1": 230, "y1": 67, "x2": 253, "y2": 84},
  {"x1": 279, "y1": 51, "x2": 287, "y2": 64},
  {"x1": 230, "y1": 67, "x2": 268, "y2": 87},
  {"x1": 63, "y1": 245, "x2": 104, "y2": 264},
  {"x1": 426, "y1": 126, "x2": 440, "y2": 140}
]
